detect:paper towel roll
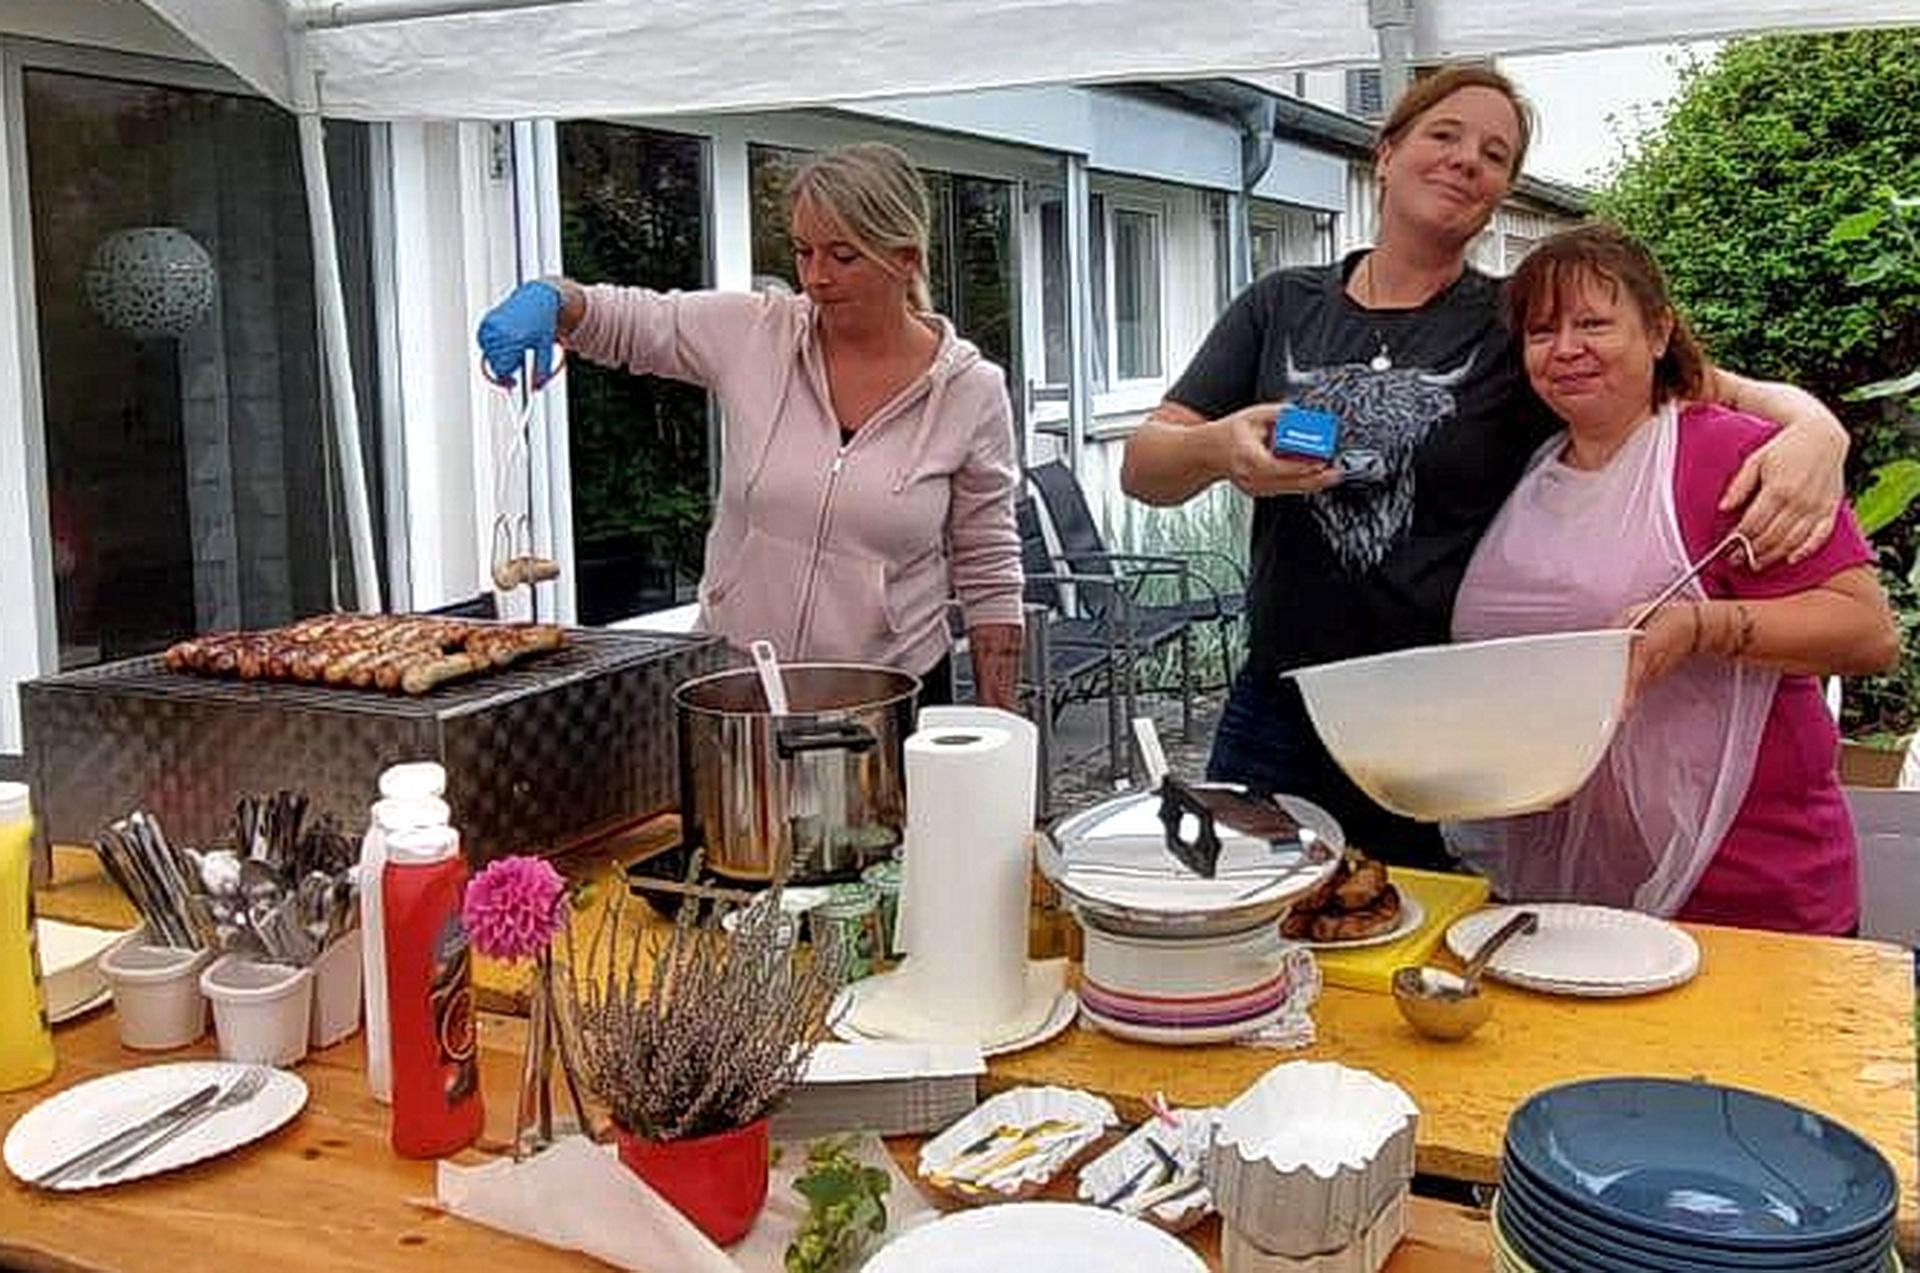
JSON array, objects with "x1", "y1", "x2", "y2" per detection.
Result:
[{"x1": 894, "y1": 723, "x2": 1032, "y2": 1035}]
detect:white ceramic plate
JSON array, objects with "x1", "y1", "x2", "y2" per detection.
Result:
[
  {"x1": 1303, "y1": 893, "x2": 1427, "y2": 951},
  {"x1": 4, "y1": 1061, "x2": 308, "y2": 1191},
  {"x1": 832, "y1": 988, "x2": 1080, "y2": 1059},
  {"x1": 1444, "y1": 904, "x2": 1700, "y2": 997},
  {"x1": 48, "y1": 986, "x2": 114, "y2": 1025},
  {"x1": 864, "y1": 1202, "x2": 1207, "y2": 1272},
  {"x1": 1079, "y1": 1000, "x2": 1289, "y2": 1047}
]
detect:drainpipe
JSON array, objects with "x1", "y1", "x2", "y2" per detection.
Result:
[
  {"x1": 1371, "y1": 0, "x2": 1416, "y2": 106},
  {"x1": 1166, "y1": 82, "x2": 1279, "y2": 292}
]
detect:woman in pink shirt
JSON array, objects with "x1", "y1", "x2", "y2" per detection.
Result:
[
  {"x1": 478, "y1": 143, "x2": 1024, "y2": 708},
  {"x1": 1449, "y1": 224, "x2": 1898, "y2": 934}
]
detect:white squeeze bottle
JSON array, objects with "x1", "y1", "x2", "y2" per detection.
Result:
[{"x1": 361, "y1": 762, "x2": 449, "y2": 1103}]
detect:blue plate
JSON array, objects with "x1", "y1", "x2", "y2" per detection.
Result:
[
  {"x1": 1506, "y1": 1078, "x2": 1896, "y2": 1252},
  {"x1": 1501, "y1": 1164, "x2": 1893, "y2": 1273}
]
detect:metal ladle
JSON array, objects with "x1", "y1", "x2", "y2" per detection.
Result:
[
  {"x1": 1628, "y1": 531, "x2": 1756, "y2": 631},
  {"x1": 1391, "y1": 909, "x2": 1539, "y2": 1041}
]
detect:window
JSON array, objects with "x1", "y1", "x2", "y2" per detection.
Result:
[
  {"x1": 558, "y1": 122, "x2": 710, "y2": 624},
  {"x1": 23, "y1": 68, "x2": 382, "y2": 668},
  {"x1": 1346, "y1": 67, "x2": 1385, "y2": 121},
  {"x1": 1083, "y1": 193, "x2": 1165, "y2": 392},
  {"x1": 1108, "y1": 205, "x2": 1163, "y2": 382},
  {"x1": 747, "y1": 144, "x2": 1019, "y2": 387},
  {"x1": 1250, "y1": 201, "x2": 1337, "y2": 279},
  {"x1": 1031, "y1": 187, "x2": 1168, "y2": 403}
]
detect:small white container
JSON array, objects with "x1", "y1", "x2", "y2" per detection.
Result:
[
  {"x1": 97, "y1": 938, "x2": 211, "y2": 1051},
  {"x1": 308, "y1": 929, "x2": 364, "y2": 1049},
  {"x1": 201, "y1": 955, "x2": 314, "y2": 1066}
]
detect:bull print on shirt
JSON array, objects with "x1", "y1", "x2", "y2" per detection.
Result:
[{"x1": 1283, "y1": 344, "x2": 1474, "y2": 572}]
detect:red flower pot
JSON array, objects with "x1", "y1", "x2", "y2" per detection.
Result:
[{"x1": 614, "y1": 1118, "x2": 770, "y2": 1246}]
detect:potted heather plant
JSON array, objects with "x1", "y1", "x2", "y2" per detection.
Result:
[{"x1": 560, "y1": 884, "x2": 846, "y2": 1246}]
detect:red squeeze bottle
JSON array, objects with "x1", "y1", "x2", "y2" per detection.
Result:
[{"x1": 383, "y1": 824, "x2": 484, "y2": 1158}]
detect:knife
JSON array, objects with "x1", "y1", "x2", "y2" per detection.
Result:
[{"x1": 32, "y1": 1082, "x2": 221, "y2": 1188}]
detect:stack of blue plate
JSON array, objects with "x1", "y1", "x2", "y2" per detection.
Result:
[{"x1": 1495, "y1": 1077, "x2": 1898, "y2": 1272}]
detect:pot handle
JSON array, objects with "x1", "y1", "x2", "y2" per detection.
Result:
[
  {"x1": 1157, "y1": 775, "x2": 1224, "y2": 880},
  {"x1": 775, "y1": 719, "x2": 878, "y2": 759}
]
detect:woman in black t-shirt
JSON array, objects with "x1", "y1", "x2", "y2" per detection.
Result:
[{"x1": 1120, "y1": 65, "x2": 1850, "y2": 868}]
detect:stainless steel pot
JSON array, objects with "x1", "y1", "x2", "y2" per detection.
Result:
[
  {"x1": 676, "y1": 663, "x2": 918, "y2": 882},
  {"x1": 1039, "y1": 782, "x2": 1344, "y2": 937}
]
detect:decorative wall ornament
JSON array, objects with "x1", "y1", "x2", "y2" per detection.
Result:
[{"x1": 83, "y1": 226, "x2": 217, "y2": 338}]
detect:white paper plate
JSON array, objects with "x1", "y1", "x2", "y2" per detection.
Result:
[
  {"x1": 4, "y1": 1061, "x2": 308, "y2": 1191},
  {"x1": 865, "y1": 1202, "x2": 1207, "y2": 1272},
  {"x1": 1303, "y1": 893, "x2": 1427, "y2": 951},
  {"x1": 918, "y1": 1086, "x2": 1115, "y2": 1200},
  {"x1": 833, "y1": 987, "x2": 1080, "y2": 1059},
  {"x1": 1076, "y1": 1109, "x2": 1218, "y2": 1231},
  {"x1": 1444, "y1": 904, "x2": 1700, "y2": 997}
]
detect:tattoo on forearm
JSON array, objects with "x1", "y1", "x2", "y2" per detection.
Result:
[{"x1": 968, "y1": 624, "x2": 1023, "y2": 711}]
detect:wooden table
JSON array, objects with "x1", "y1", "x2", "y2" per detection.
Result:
[
  {"x1": 11, "y1": 847, "x2": 1489, "y2": 1272},
  {"x1": 991, "y1": 922, "x2": 1920, "y2": 1258},
  {"x1": 17, "y1": 847, "x2": 1915, "y2": 1268},
  {"x1": 0, "y1": 1010, "x2": 1491, "y2": 1272}
]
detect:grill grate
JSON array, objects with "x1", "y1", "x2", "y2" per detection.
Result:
[{"x1": 51, "y1": 628, "x2": 692, "y2": 717}]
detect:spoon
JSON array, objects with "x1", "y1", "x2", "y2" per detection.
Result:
[
  {"x1": 1392, "y1": 909, "x2": 1540, "y2": 1041},
  {"x1": 749, "y1": 639, "x2": 791, "y2": 715}
]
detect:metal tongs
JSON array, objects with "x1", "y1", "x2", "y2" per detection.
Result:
[{"x1": 482, "y1": 348, "x2": 567, "y2": 614}]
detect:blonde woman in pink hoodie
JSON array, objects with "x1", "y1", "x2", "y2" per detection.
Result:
[{"x1": 478, "y1": 143, "x2": 1024, "y2": 708}]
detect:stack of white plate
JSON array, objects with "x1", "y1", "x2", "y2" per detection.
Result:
[
  {"x1": 1444, "y1": 904, "x2": 1700, "y2": 998},
  {"x1": 1078, "y1": 922, "x2": 1305, "y2": 1045},
  {"x1": 37, "y1": 919, "x2": 135, "y2": 1022}
]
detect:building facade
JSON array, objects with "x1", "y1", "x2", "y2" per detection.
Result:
[{"x1": 0, "y1": 1, "x2": 1582, "y2": 752}]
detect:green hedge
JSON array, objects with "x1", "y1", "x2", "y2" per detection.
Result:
[{"x1": 1595, "y1": 31, "x2": 1920, "y2": 737}]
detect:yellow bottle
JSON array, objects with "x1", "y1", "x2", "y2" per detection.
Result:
[{"x1": 0, "y1": 782, "x2": 55, "y2": 1090}]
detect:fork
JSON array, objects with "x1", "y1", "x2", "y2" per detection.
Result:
[{"x1": 94, "y1": 1067, "x2": 273, "y2": 1179}]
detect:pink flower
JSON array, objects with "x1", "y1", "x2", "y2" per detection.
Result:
[{"x1": 462, "y1": 855, "x2": 568, "y2": 961}]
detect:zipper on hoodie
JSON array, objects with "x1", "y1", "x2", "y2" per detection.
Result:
[
  {"x1": 791, "y1": 321, "x2": 961, "y2": 654},
  {"x1": 793, "y1": 445, "x2": 850, "y2": 652}
]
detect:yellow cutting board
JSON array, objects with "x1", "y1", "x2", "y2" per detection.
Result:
[{"x1": 1310, "y1": 867, "x2": 1492, "y2": 994}]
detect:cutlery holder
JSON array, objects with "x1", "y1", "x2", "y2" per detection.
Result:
[
  {"x1": 98, "y1": 936, "x2": 212, "y2": 1051},
  {"x1": 201, "y1": 956, "x2": 313, "y2": 1066},
  {"x1": 308, "y1": 930, "x2": 364, "y2": 1049}
]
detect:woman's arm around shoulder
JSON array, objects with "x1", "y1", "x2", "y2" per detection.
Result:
[
  {"x1": 1627, "y1": 400, "x2": 1896, "y2": 697},
  {"x1": 1704, "y1": 367, "x2": 1850, "y2": 567}
]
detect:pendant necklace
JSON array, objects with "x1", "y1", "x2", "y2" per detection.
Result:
[{"x1": 1358, "y1": 255, "x2": 1393, "y2": 371}]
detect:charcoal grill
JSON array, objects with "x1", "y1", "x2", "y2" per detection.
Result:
[{"x1": 22, "y1": 627, "x2": 728, "y2": 877}]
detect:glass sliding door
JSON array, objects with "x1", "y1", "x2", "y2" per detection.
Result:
[
  {"x1": 22, "y1": 68, "x2": 382, "y2": 668},
  {"x1": 557, "y1": 122, "x2": 710, "y2": 624}
]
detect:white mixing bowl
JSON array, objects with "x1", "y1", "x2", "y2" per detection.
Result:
[{"x1": 1288, "y1": 629, "x2": 1633, "y2": 822}]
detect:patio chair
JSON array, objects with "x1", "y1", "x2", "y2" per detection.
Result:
[
  {"x1": 1026, "y1": 460, "x2": 1245, "y2": 737},
  {"x1": 954, "y1": 495, "x2": 1139, "y2": 814}
]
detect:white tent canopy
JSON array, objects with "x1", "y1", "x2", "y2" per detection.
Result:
[
  {"x1": 126, "y1": 0, "x2": 1920, "y2": 615},
  {"x1": 146, "y1": 0, "x2": 1920, "y2": 122}
]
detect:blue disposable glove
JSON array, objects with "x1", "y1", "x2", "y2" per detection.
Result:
[{"x1": 477, "y1": 280, "x2": 563, "y2": 389}]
